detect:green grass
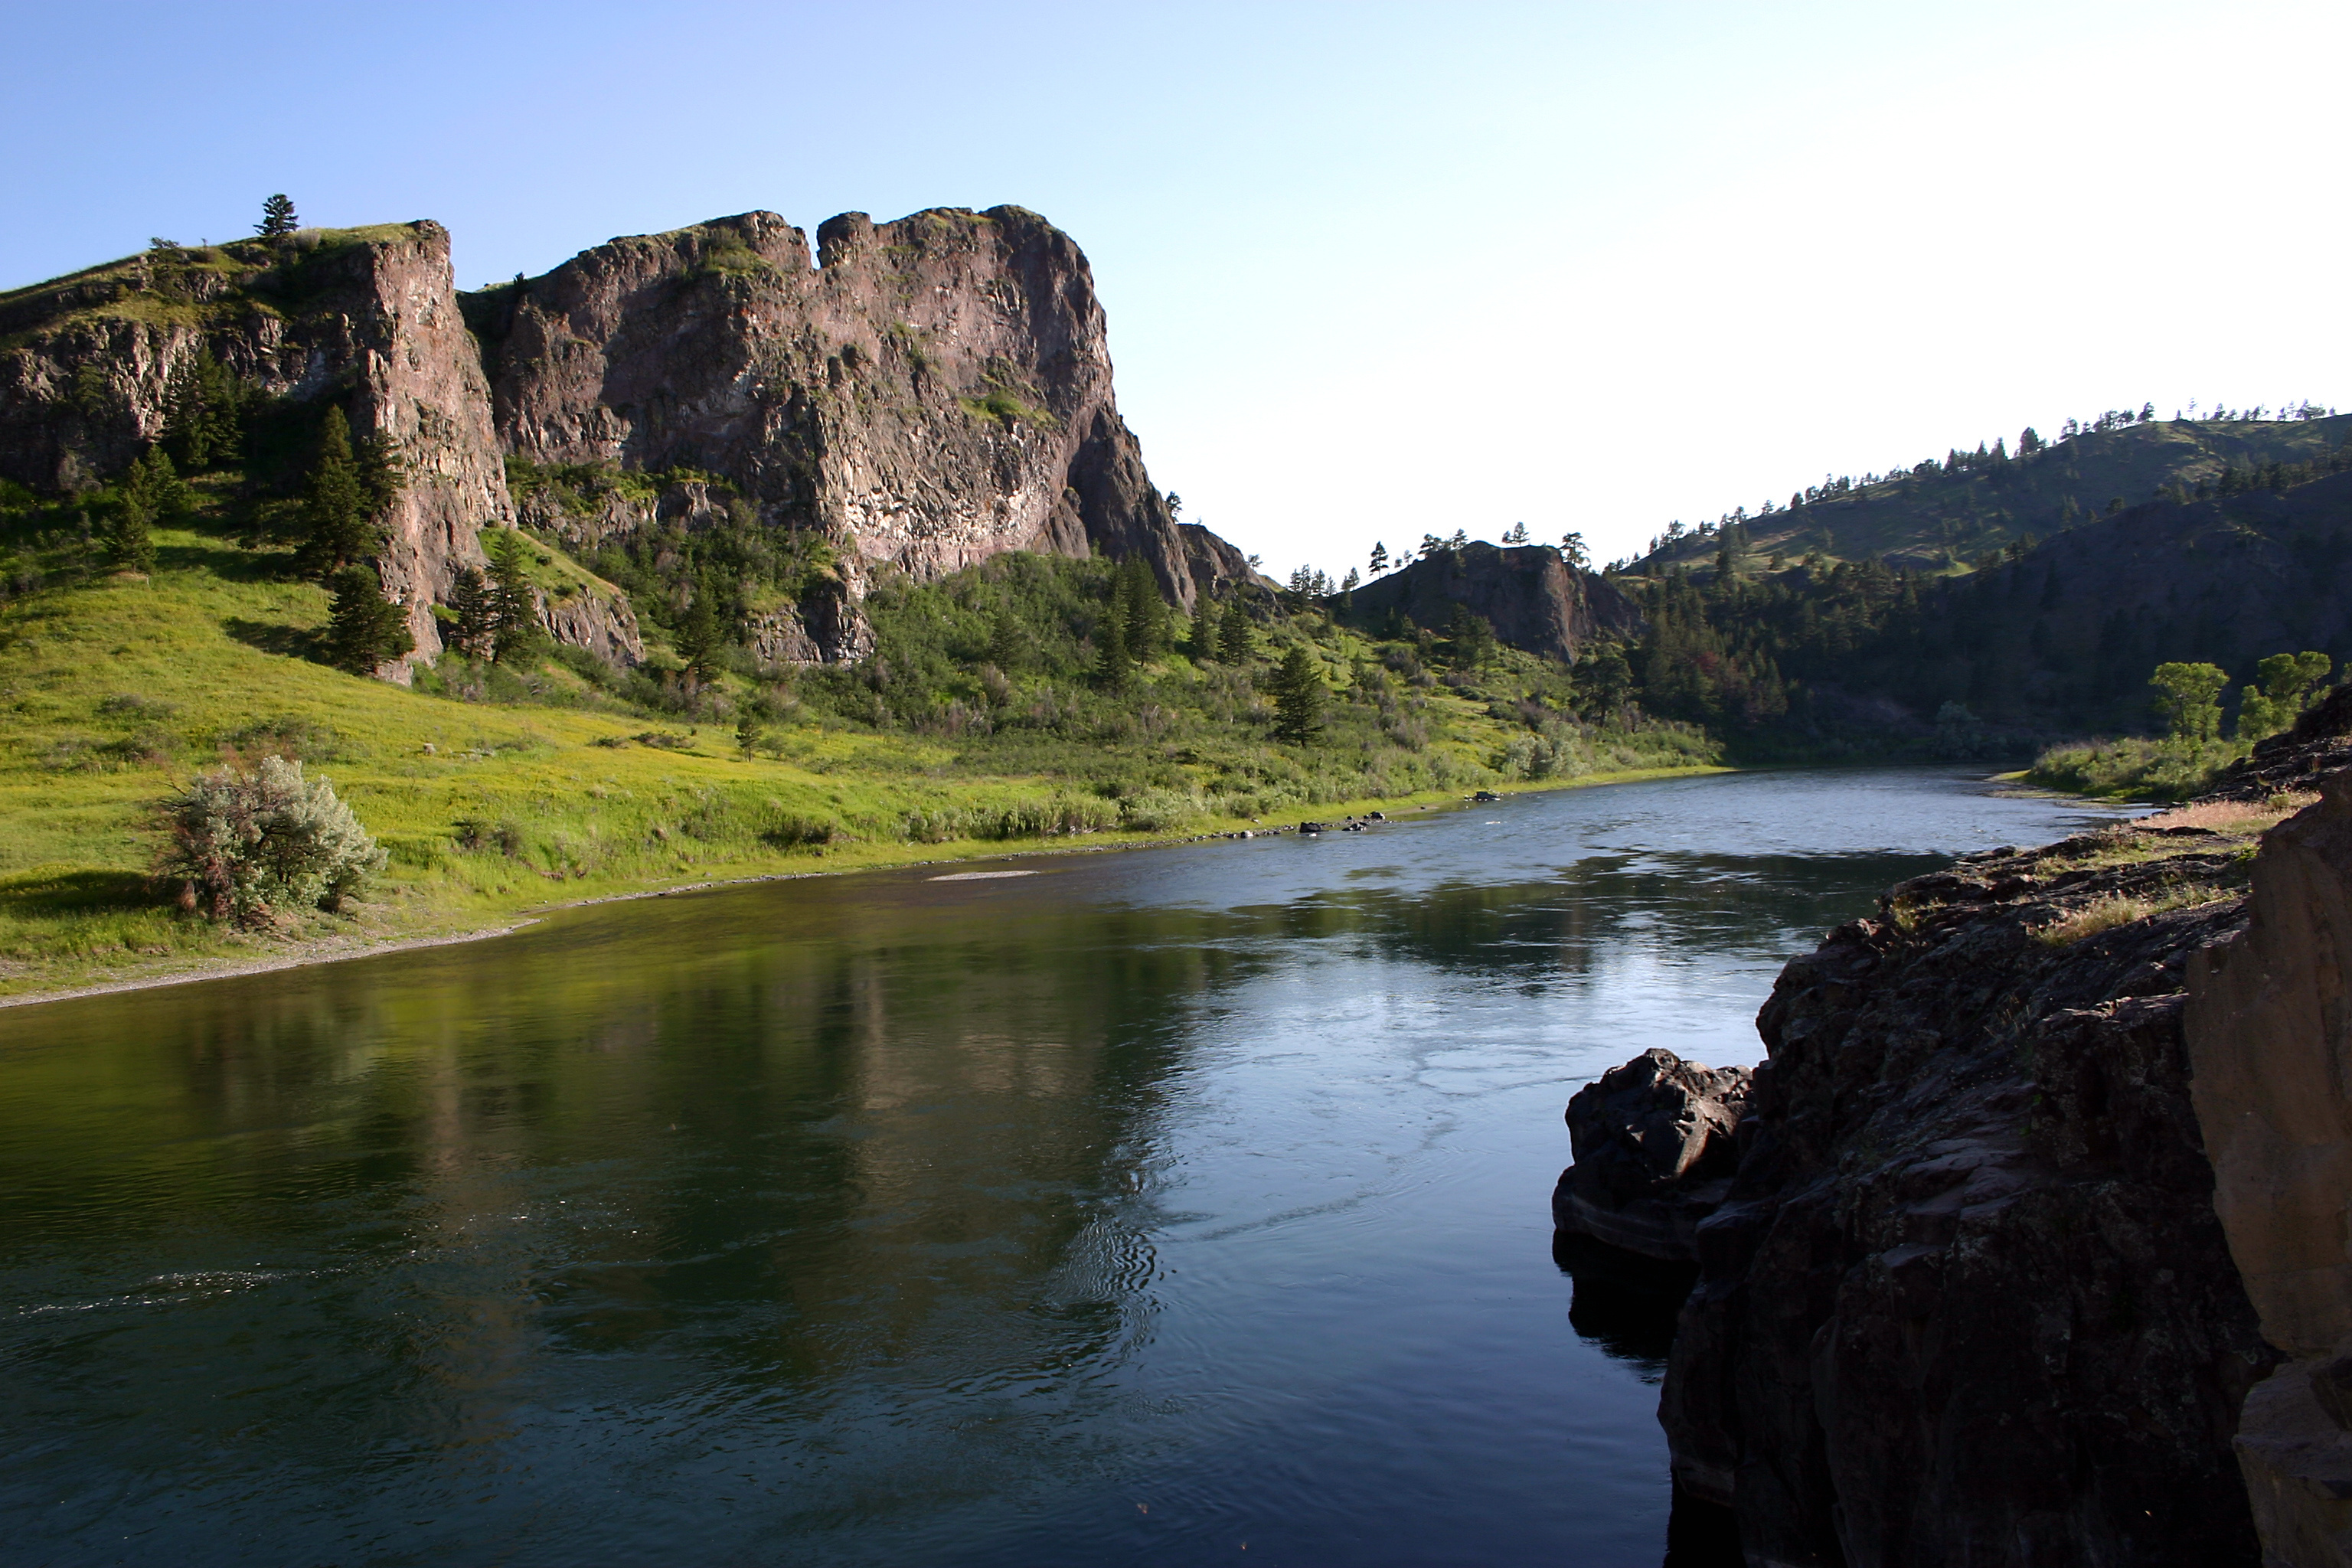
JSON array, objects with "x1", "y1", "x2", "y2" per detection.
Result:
[
  {"x1": 2023, "y1": 735, "x2": 2247, "y2": 802},
  {"x1": 0, "y1": 487, "x2": 1719, "y2": 1001}
]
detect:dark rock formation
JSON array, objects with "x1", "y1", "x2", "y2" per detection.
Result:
[
  {"x1": 1639, "y1": 824, "x2": 2283, "y2": 1564},
  {"x1": 1346, "y1": 541, "x2": 1641, "y2": 661},
  {"x1": 472, "y1": 207, "x2": 1254, "y2": 659},
  {"x1": 1551, "y1": 1049, "x2": 1752, "y2": 1262},
  {"x1": 2187, "y1": 776, "x2": 2352, "y2": 1563}
]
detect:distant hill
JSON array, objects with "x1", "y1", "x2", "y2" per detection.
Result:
[
  {"x1": 1875, "y1": 468, "x2": 2352, "y2": 733},
  {"x1": 1605, "y1": 462, "x2": 2352, "y2": 750},
  {"x1": 1628, "y1": 413, "x2": 2352, "y2": 574}
]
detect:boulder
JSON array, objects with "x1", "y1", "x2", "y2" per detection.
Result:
[{"x1": 1552, "y1": 1048, "x2": 1752, "y2": 1262}]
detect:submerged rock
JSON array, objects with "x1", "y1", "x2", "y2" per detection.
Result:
[{"x1": 1552, "y1": 1049, "x2": 1752, "y2": 1262}]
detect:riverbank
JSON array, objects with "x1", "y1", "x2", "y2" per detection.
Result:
[{"x1": 0, "y1": 763, "x2": 1727, "y2": 1011}]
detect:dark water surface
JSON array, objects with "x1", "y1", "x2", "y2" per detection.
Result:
[{"x1": 0, "y1": 769, "x2": 2119, "y2": 1567}]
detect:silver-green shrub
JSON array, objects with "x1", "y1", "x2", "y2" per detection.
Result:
[{"x1": 156, "y1": 756, "x2": 386, "y2": 923}]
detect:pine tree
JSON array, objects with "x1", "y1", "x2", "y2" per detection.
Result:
[
  {"x1": 1272, "y1": 644, "x2": 1325, "y2": 743},
  {"x1": 162, "y1": 345, "x2": 243, "y2": 470},
  {"x1": 354, "y1": 431, "x2": 406, "y2": 518},
  {"x1": 1178, "y1": 607, "x2": 1211, "y2": 662},
  {"x1": 987, "y1": 608, "x2": 1029, "y2": 671},
  {"x1": 1219, "y1": 598, "x2": 1255, "y2": 663},
  {"x1": 322, "y1": 567, "x2": 413, "y2": 675},
  {"x1": 1445, "y1": 603, "x2": 1495, "y2": 668},
  {"x1": 2150, "y1": 661, "x2": 2227, "y2": 742},
  {"x1": 256, "y1": 194, "x2": 299, "y2": 237},
  {"x1": 103, "y1": 450, "x2": 172, "y2": 573},
  {"x1": 674, "y1": 589, "x2": 724, "y2": 683},
  {"x1": 295, "y1": 413, "x2": 380, "y2": 580},
  {"x1": 443, "y1": 566, "x2": 495, "y2": 658},
  {"x1": 484, "y1": 531, "x2": 541, "y2": 663},
  {"x1": 1119, "y1": 556, "x2": 1166, "y2": 663},
  {"x1": 1093, "y1": 608, "x2": 1130, "y2": 690},
  {"x1": 1368, "y1": 541, "x2": 1390, "y2": 575}
]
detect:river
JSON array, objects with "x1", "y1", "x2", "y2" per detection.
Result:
[{"x1": 0, "y1": 768, "x2": 2119, "y2": 1566}]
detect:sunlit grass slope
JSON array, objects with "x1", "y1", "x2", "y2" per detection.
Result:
[{"x1": 0, "y1": 517, "x2": 1714, "y2": 1001}]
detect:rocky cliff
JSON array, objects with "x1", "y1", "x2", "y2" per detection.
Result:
[
  {"x1": 469, "y1": 206, "x2": 1248, "y2": 659},
  {"x1": 1345, "y1": 541, "x2": 1641, "y2": 662},
  {"x1": 1547, "y1": 697, "x2": 2352, "y2": 1563},
  {"x1": 1553, "y1": 802, "x2": 2352, "y2": 1562},
  {"x1": 0, "y1": 224, "x2": 537, "y2": 665},
  {"x1": 2185, "y1": 766, "x2": 2352, "y2": 1565}
]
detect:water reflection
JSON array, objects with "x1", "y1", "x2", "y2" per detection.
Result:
[{"x1": 0, "y1": 769, "x2": 2119, "y2": 1567}]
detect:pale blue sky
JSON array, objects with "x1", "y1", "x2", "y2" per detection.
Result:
[{"x1": 5, "y1": 1, "x2": 2344, "y2": 572}]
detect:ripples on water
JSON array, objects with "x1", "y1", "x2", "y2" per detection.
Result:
[{"x1": 0, "y1": 769, "x2": 2118, "y2": 1566}]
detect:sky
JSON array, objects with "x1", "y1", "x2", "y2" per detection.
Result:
[{"x1": 4, "y1": 0, "x2": 2344, "y2": 576}]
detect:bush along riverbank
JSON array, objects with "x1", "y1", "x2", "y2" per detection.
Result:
[
  {"x1": 1550, "y1": 683, "x2": 2352, "y2": 1566},
  {"x1": 2022, "y1": 652, "x2": 2337, "y2": 801}
]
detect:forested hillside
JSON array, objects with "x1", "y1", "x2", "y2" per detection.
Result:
[{"x1": 1625, "y1": 407, "x2": 2348, "y2": 573}]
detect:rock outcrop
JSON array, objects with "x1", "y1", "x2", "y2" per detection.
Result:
[
  {"x1": 0, "y1": 224, "x2": 518, "y2": 667},
  {"x1": 470, "y1": 207, "x2": 1251, "y2": 659},
  {"x1": 1580, "y1": 816, "x2": 2295, "y2": 1564},
  {"x1": 2187, "y1": 778, "x2": 2352, "y2": 1565},
  {"x1": 2, "y1": 206, "x2": 1246, "y2": 676},
  {"x1": 1346, "y1": 541, "x2": 1641, "y2": 662},
  {"x1": 1552, "y1": 1049, "x2": 1752, "y2": 1262}
]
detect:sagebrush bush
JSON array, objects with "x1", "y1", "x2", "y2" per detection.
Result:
[{"x1": 155, "y1": 756, "x2": 387, "y2": 923}]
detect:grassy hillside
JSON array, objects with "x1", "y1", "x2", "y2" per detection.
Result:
[
  {"x1": 0, "y1": 476, "x2": 1714, "y2": 1002},
  {"x1": 1628, "y1": 413, "x2": 2352, "y2": 573}
]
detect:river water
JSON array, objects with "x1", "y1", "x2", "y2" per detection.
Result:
[{"x1": 0, "y1": 769, "x2": 2118, "y2": 1567}]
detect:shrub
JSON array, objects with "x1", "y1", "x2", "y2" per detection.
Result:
[
  {"x1": 763, "y1": 812, "x2": 842, "y2": 849},
  {"x1": 452, "y1": 818, "x2": 525, "y2": 857},
  {"x1": 2024, "y1": 736, "x2": 2246, "y2": 802},
  {"x1": 155, "y1": 756, "x2": 387, "y2": 923},
  {"x1": 220, "y1": 715, "x2": 344, "y2": 763}
]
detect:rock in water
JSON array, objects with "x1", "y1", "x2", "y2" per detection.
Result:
[{"x1": 1552, "y1": 1048, "x2": 1752, "y2": 1262}]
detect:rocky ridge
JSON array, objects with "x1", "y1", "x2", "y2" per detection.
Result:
[
  {"x1": 469, "y1": 207, "x2": 1255, "y2": 660},
  {"x1": 2, "y1": 207, "x2": 1253, "y2": 675},
  {"x1": 1346, "y1": 540, "x2": 1641, "y2": 663}
]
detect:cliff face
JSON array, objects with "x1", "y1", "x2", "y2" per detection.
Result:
[
  {"x1": 1344, "y1": 542, "x2": 1641, "y2": 661},
  {"x1": 472, "y1": 207, "x2": 1243, "y2": 659},
  {"x1": 2186, "y1": 776, "x2": 2352, "y2": 1564},
  {"x1": 0, "y1": 224, "x2": 524, "y2": 665},
  {"x1": 1628, "y1": 818, "x2": 2287, "y2": 1564}
]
